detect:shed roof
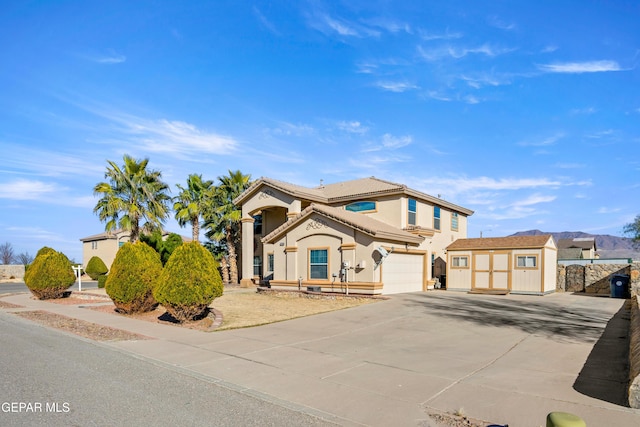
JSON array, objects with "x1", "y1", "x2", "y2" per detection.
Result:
[
  {"x1": 446, "y1": 235, "x2": 555, "y2": 251},
  {"x1": 262, "y1": 203, "x2": 424, "y2": 245}
]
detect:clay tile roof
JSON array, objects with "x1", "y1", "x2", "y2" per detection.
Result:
[
  {"x1": 235, "y1": 176, "x2": 474, "y2": 216},
  {"x1": 446, "y1": 235, "x2": 554, "y2": 251},
  {"x1": 262, "y1": 203, "x2": 424, "y2": 245}
]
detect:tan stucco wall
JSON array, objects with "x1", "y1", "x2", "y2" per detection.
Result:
[{"x1": 82, "y1": 231, "x2": 130, "y2": 269}]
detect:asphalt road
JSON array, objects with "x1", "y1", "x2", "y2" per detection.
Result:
[
  {"x1": 0, "y1": 313, "x2": 334, "y2": 427},
  {"x1": 0, "y1": 281, "x2": 98, "y2": 294}
]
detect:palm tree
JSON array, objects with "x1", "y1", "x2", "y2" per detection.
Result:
[
  {"x1": 173, "y1": 174, "x2": 214, "y2": 243},
  {"x1": 93, "y1": 155, "x2": 170, "y2": 243},
  {"x1": 204, "y1": 170, "x2": 251, "y2": 285},
  {"x1": 204, "y1": 240, "x2": 230, "y2": 286}
]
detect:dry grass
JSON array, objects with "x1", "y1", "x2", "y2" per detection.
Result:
[{"x1": 212, "y1": 289, "x2": 380, "y2": 331}]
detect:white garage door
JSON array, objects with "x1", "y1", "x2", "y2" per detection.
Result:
[{"x1": 382, "y1": 253, "x2": 425, "y2": 294}]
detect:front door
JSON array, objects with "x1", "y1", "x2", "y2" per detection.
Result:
[{"x1": 472, "y1": 251, "x2": 511, "y2": 290}]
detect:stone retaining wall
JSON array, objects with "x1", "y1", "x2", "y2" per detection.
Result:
[
  {"x1": 0, "y1": 265, "x2": 25, "y2": 280},
  {"x1": 557, "y1": 262, "x2": 640, "y2": 296},
  {"x1": 630, "y1": 296, "x2": 640, "y2": 408}
]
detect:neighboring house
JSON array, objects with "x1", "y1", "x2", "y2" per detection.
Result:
[
  {"x1": 234, "y1": 177, "x2": 474, "y2": 295},
  {"x1": 445, "y1": 235, "x2": 558, "y2": 295},
  {"x1": 557, "y1": 237, "x2": 598, "y2": 260},
  {"x1": 80, "y1": 228, "x2": 189, "y2": 269}
]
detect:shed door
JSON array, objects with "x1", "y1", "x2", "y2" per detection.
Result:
[
  {"x1": 382, "y1": 253, "x2": 425, "y2": 294},
  {"x1": 472, "y1": 251, "x2": 510, "y2": 290}
]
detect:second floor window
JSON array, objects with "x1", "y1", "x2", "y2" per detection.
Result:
[
  {"x1": 253, "y1": 214, "x2": 262, "y2": 235},
  {"x1": 451, "y1": 212, "x2": 459, "y2": 231},
  {"x1": 434, "y1": 206, "x2": 441, "y2": 230},
  {"x1": 408, "y1": 198, "x2": 417, "y2": 226}
]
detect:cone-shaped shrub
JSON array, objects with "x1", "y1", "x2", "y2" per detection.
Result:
[
  {"x1": 105, "y1": 241, "x2": 162, "y2": 314},
  {"x1": 154, "y1": 242, "x2": 223, "y2": 323},
  {"x1": 85, "y1": 256, "x2": 108, "y2": 280},
  {"x1": 35, "y1": 246, "x2": 57, "y2": 258},
  {"x1": 24, "y1": 250, "x2": 75, "y2": 299}
]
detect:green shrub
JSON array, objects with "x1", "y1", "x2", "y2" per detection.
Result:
[
  {"x1": 154, "y1": 242, "x2": 223, "y2": 323},
  {"x1": 97, "y1": 274, "x2": 107, "y2": 289},
  {"x1": 85, "y1": 256, "x2": 108, "y2": 280},
  {"x1": 24, "y1": 250, "x2": 75, "y2": 299},
  {"x1": 35, "y1": 246, "x2": 57, "y2": 258},
  {"x1": 105, "y1": 242, "x2": 163, "y2": 314}
]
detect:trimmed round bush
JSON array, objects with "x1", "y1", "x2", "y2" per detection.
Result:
[
  {"x1": 85, "y1": 256, "x2": 108, "y2": 280},
  {"x1": 154, "y1": 242, "x2": 223, "y2": 323},
  {"x1": 24, "y1": 250, "x2": 75, "y2": 299},
  {"x1": 97, "y1": 274, "x2": 107, "y2": 289},
  {"x1": 105, "y1": 242, "x2": 163, "y2": 314}
]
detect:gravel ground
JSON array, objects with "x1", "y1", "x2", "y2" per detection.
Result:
[{"x1": 13, "y1": 310, "x2": 151, "y2": 341}]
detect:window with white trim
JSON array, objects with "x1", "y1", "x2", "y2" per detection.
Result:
[
  {"x1": 408, "y1": 198, "x2": 417, "y2": 226},
  {"x1": 451, "y1": 212, "x2": 459, "y2": 231},
  {"x1": 434, "y1": 206, "x2": 441, "y2": 230}
]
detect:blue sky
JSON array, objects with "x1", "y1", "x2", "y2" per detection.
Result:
[{"x1": 1, "y1": 1, "x2": 639, "y2": 262}]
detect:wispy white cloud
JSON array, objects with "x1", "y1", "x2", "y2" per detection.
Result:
[
  {"x1": 6, "y1": 226, "x2": 67, "y2": 243},
  {"x1": 0, "y1": 179, "x2": 61, "y2": 200},
  {"x1": 268, "y1": 122, "x2": 315, "y2": 137},
  {"x1": 419, "y1": 29, "x2": 463, "y2": 41},
  {"x1": 461, "y1": 73, "x2": 511, "y2": 89},
  {"x1": 597, "y1": 206, "x2": 622, "y2": 214},
  {"x1": 86, "y1": 49, "x2": 126, "y2": 64},
  {"x1": 362, "y1": 133, "x2": 412, "y2": 153},
  {"x1": 365, "y1": 18, "x2": 412, "y2": 34},
  {"x1": 487, "y1": 16, "x2": 517, "y2": 31},
  {"x1": 518, "y1": 133, "x2": 565, "y2": 147},
  {"x1": 537, "y1": 60, "x2": 622, "y2": 73},
  {"x1": 253, "y1": 6, "x2": 280, "y2": 35},
  {"x1": 585, "y1": 129, "x2": 615, "y2": 139},
  {"x1": 554, "y1": 162, "x2": 586, "y2": 169},
  {"x1": 307, "y1": 11, "x2": 379, "y2": 38},
  {"x1": 541, "y1": 45, "x2": 558, "y2": 54},
  {"x1": 374, "y1": 81, "x2": 419, "y2": 92},
  {"x1": 416, "y1": 175, "x2": 589, "y2": 200},
  {"x1": 336, "y1": 121, "x2": 369, "y2": 134},
  {"x1": 570, "y1": 107, "x2": 597, "y2": 115},
  {"x1": 418, "y1": 43, "x2": 515, "y2": 61}
]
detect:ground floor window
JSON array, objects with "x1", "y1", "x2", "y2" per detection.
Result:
[
  {"x1": 309, "y1": 249, "x2": 328, "y2": 279},
  {"x1": 452, "y1": 256, "x2": 469, "y2": 268},
  {"x1": 253, "y1": 255, "x2": 262, "y2": 276},
  {"x1": 516, "y1": 255, "x2": 537, "y2": 268},
  {"x1": 267, "y1": 253, "x2": 274, "y2": 272}
]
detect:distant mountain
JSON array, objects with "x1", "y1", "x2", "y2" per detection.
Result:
[{"x1": 510, "y1": 230, "x2": 639, "y2": 260}]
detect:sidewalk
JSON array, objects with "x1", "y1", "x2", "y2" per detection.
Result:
[{"x1": 2, "y1": 289, "x2": 640, "y2": 426}]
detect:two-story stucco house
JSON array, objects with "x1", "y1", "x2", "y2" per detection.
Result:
[{"x1": 234, "y1": 177, "x2": 474, "y2": 295}]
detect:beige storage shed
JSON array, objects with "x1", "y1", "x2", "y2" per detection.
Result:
[{"x1": 445, "y1": 235, "x2": 557, "y2": 295}]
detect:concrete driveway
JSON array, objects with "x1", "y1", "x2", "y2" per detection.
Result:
[{"x1": 3, "y1": 290, "x2": 639, "y2": 426}]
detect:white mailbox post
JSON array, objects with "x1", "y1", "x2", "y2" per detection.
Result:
[{"x1": 72, "y1": 266, "x2": 83, "y2": 292}]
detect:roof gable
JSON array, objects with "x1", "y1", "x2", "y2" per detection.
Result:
[{"x1": 262, "y1": 204, "x2": 424, "y2": 245}]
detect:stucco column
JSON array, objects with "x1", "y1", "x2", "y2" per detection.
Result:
[
  {"x1": 240, "y1": 217, "x2": 255, "y2": 288},
  {"x1": 287, "y1": 200, "x2": 302, "y2": 219}
]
